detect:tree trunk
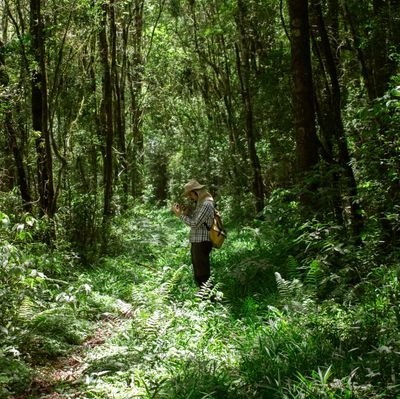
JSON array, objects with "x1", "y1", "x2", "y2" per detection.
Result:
[
  {"x1": 110, "y1": 0, "x2": 129, "y2": 206},
  {"x1": 370, "y1": 0, "x2": 394, "y2": 97},
  {"x1": 6, "y1": 116, "x2": 32, "y2": 212},
  {"x1": 342, "y1": 4, "x2": 375, "y2": 100},
  {"x1": 99, "y1": 2, "x2": 114, "y2": 221},
  {"x1": 30, "y1": 0, "x2": 55, "y2": 217},
  {"x1": 287, "y1": 0, "x2": 319, "y2": 180},
  {"x1": 1, "y1": 40, "x2": 32, "y2": 211},
  {"x1": 115, "y1": 16, "x2": 130, "y2": 205},
  {"x1": 129, "y1": 0, "x2": 145, "y2": 198},
  {"x1": 312, "y1": 0, "x2": 363, "y2": 239},
  {"x1": 235, "y1": 0, "x2": 264, "y2": 214}
]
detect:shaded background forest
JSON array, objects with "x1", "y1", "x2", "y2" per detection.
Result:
[
  {"x1": 1, "y1": 0, "x2": 400, "y2": 398},
  {"x1": 1, "y1": 0, "x2": 399, "y2": 251}
]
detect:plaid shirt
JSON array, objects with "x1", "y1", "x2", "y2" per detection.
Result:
[{"x1": 180, "y1": 199, "x2": 214, "y2": 243}]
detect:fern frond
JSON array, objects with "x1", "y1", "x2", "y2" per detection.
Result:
[
  {"x1": 132, "y1": 285, "x2": 146, "y2": 306},
  {"x1": 195, "y1": 278, "x2": 218, "y2": 301},
  {"x1": 287, "y1": 256, "x2": 301, "y2": 280},
  {"x1": 305, "y1": 260, "x2": 322, "y2": 290},
  {"x1": 160, "y1": 264, "x2": 186, "y2": 297},
  {"x1": 144, "y1": 309, "x2": 171, "y2": 337},
  {"x1": 144, "y1": 311, "x2": 162, "y2": 335},
  {"x1": 275, "y1": 272, "x2": 291, "y2": 299},
  {"x1": 18, "y1": 297, "x2": 37, "y2": 321},
  {"x1": 275, "y1": 272, "x2": 303, "y2": 300}
]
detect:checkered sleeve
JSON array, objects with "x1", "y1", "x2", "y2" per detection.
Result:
[{"x1": 180, "y1": 200, "x2": 214, "y2": 242}]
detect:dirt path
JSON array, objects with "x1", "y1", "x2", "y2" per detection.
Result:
[{"x1": 17, "y1": 313, "x2": 132, "y2": 399}]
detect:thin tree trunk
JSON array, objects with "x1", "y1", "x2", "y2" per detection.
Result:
[
  {"x1": 116, "y1": 17, "x2": 131, "y2": 205},
  {"x1": 110, "y1": 0, "x2": 129, "y2": 206},
  {"x1": 99, "y1": 2, "x2": 114, "y2": 221},
  {"x1": 220, "y1": 37, "x2": 247, "y2": 190},
  {"x1": 128, "y1": 0, "x2": 145, "y2": 198},
  {"x1": 30, "y1": 0, "x2": 55, "y2": 218},
  {"x1": 312, "y1": 0, "x2": 363, "y2": 239},
  {"x1": 6, "y1": 115, "x2": 32, "y2": 212},
  {"x1": 1, "y1": 40, "x2": 32, "y2": 211},
  {"x1": 342, "y1": 4, "x2": 375, "y2": 100},
  {"x1": 236, "y1": 0, "x2": 264, "y2": 214}
]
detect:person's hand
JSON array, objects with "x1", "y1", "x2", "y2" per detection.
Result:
[{"x1": 171, "y1": 203, "x2": 182, "y2": 217}]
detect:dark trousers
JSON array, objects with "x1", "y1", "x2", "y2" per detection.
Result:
[{"x1": 190, "y1": 241, "x2": 212, "y2": 287}]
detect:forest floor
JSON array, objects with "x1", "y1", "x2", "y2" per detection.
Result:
[
  {"x1": 6, "y1": 207, "x2": 399, "y2": 399},
  {"x1": 17, "y1": 315, "x2": 134, "y2": 398},
  {"x1": 12, "y1": 209, "x2": 233, "y2": 398}
]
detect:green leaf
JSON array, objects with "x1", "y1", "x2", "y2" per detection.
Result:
[{"x1": 390, "y1": 86, "x2": 400, "y2": 97}]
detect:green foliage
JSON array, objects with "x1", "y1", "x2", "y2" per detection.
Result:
[
  {"x1": 0, "y1": 355, "x2": 32, "y2": 398},
  {"x1": 1, "y1": 204, "x2": 400, "y2": 398},
  {"x1": 157, "y1": 359, "x2": 234, "y2": 399},
  {"x1": 238, "y1": 317, "x2": 332, "y2": 398},
  {"x1": 1, "y1": 0, "x2": 400, "y2": 394},
  {"x1": 66, "y1": 193, "x2": 103, "y2": 263},
  {"x1": 275, "y1": 272, "x2": 308, "y2": 308},
  {"x1": 347, "y1": 83, "x2": 400, "y2": 251},
  {"x1": 0, "y1": 238, "x2": 26, "y2": 332},
  {"x1": 0, "y1": 212, "x2": 48, "y2": 335},
  {"x1": 278, "y1": 367, "x2": 353, "y2": 399},
  {"x1": 18, "y1": 307, "x2": 91, "y2": 362}
]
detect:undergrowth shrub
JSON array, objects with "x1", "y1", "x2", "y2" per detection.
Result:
[
  {"x1": 129, "y1": 304, "x2": 238, "y2": 399},
  {"x1": 212, "y1": 228, "x2": 277, "y2": 313},
  {"x1": 1, "y1": 202, "x2": 398, "y2": 399},
  {"x1": 108, "y1": 205, "x2": 177, "y2": 259},
  {"x1": 349, "y1": 86, "x2": 400, "y2": 253},
  {"x1": 0, "y1": 213, "x2": 69, "y2": 345},
  {"x1": 66, "y1": 192, "x2": 103, "y2": 263},
  {"x1": 0, "y1": 354, "x2": 32, "y2": 398},
  {"x1": 157, "y1": 358, "x2": 234, "y2": 399},
  {"x1": 272, "y1": 263, "x2": 400, "y2": 398},
  {"x1": 0, "y1": 211, "x2": 91, "y2": 394},
  {"x1": 256, "y1": 189, "x2": 379, "y2": 302},
  {"x1": 278, "y1": 366, "x2": 354, "y2": 399},
  {"x1": 0, "y1": 240, "x2": 28, "y2": 333},
  {"x1": 18, "y1": 307, "x2": 91, "y2": 362},
  {"x1": 0, "y1": 212, "x2": 33, "y2": 331},
  {"x1": 85, "y1": 292, "x2": 134, "y2": 319},
  {"x1": 237, "y1": 309, "x2": 335, "y2": 398}
]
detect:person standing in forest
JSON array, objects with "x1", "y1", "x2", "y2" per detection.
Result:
[{"x1": 172, "y1": 179, "x2": 215, "y2": 289}]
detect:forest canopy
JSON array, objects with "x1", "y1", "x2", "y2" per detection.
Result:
[
  {"x1": 1, "y1": 0, "x2": 399, "y2": 232},
  {"x1": 0, "y1": 0, "x2": 399, "y2": 398}
]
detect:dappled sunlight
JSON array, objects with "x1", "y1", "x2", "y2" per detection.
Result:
[
  {"x1": 3, "y1": 203, "x2": 398, "y2": 398},
  {"x1": 1, "y1": 0, "x2": 399, "y2": 395}
]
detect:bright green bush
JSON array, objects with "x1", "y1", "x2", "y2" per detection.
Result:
[{"x1": 0, "y1": 212, "x2": 40, "y2": 337}]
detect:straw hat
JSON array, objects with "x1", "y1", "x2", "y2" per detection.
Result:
[{"x1": 183, "y1": 179, "x2": 205, "y2": 196}]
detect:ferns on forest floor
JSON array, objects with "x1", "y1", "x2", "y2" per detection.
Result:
[{"x1": 1, "y1": 205, "x2": 399, "y2": 399}]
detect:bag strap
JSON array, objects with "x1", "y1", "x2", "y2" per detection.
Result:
[{"x1": 204, "y1": 209, "x2": 217, "y2": 231}]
